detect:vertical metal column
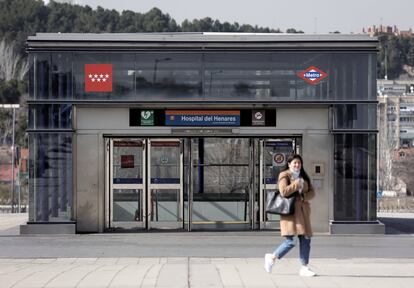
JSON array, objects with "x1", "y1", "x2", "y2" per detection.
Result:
[
  {"x1": 147, "y1": 139, "x2": 152, "y2": 229},
  {"x1": 179, "y1": 139, "x2": 184, "y2": 225},
  {"x1": 109, "y1": 139, "x2": 114, "y2": 228},
  {"x1": 104, "y1": 139, "x2": 110, "y2": 229},
  {"x1": 259, "y1": 140, "x2": 264, "y2": 227},
  {"x1": 188, "y1": 139, "x2": 193, "y2": 231},
  {"x1": 142, "y1": 139, "x2": 147, "y2": 228},
  {"x1": 249, "y1": 139, "x2": 256, "y2": 230},
  {"x1": 11, "y1": 107, "x2": 16, "y2": 213}
]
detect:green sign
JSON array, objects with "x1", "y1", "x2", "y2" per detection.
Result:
[{"x1": 141, "y1": 110, "x2": 154, "y2": 126}]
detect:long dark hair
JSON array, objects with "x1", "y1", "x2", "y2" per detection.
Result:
[{"x1": 283, "y1": 154, "x2": 311, "y2": 185}]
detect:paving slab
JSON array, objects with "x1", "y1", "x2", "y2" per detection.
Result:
[{"x1": 0, "y1": 257, "x2": 412, "y2": 288}]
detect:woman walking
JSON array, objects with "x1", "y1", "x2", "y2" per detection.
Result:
[{"x1": 264, "y1": 154, "x2": 316, "y2": 277}]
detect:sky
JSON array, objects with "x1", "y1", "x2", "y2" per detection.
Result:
[{"x1": 65, "y1": 0, "x2": 414, "y2": 34}]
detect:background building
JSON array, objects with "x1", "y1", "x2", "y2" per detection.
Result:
[
  {"x1": 377, "y1": 79, "x2": 414, "y2": 198},
  {"x1": 378, "y1": 79, "x2": 414, "y2": 149}
]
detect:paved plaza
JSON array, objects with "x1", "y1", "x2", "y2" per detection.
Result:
[
  {"x1": 0, "y1": 257, "x2": 413, "y2": 288},
  {"x1": 0, "y1": 213, "x2": 413, "y2": 288}
]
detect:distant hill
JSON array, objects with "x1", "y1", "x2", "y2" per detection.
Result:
[{"x1": 0, "y1": 0, "x2": 286, "y2": 57}]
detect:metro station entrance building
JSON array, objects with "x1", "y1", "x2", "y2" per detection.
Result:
[{"x1": 23, "y1": 33, "x2": 382, "y2": 234}]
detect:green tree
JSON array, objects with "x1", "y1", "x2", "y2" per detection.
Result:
[
  {"x1": 0, "y1": 80, "x2": 24, "y2": 103},
  {"x1": 286, "y1": 28, "x2": 304, "y2": 33}
]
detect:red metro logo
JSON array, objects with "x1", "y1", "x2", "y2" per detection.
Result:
[{"x1": 297, "y1": 66, "x2": 327, "y2": 85}]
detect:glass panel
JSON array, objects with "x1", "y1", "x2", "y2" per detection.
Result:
[
  {"x1": 34, "y1": 53, "x2": 50, "y2": 100},
  {"x1": 263, "y1": 140, "x2": 296, "y2": 222},
  {"x1": 29, "y1": 54, "x2": 34, "y2": 100},
  {"x1": 28, "y1": 104, "x2": 72, "y2": 129},
  {"x1": 324, "y1": 53, "x2": 375, "y2": 101},
  {"x1": 192, "y1": 138, "x2": 250, "y2": 222},
  {"x1": 113, "y1": 140, "x2": 143, "y2": 184},
  {"x1": 51, "y1": 53, "x2": 72, "y2": 100},
  {"x1": 135, "y1": 53, "x2": 202, "y2": 100},
  {"x1": 150, "y1": 142, "x2": 180, "y2": 183},
  {"x1": 333, "y1": 104, "x2": 377, "y2": 130},
  {"x1": 264, "y1": 140, "x2": 295, "y2": 185},
  {"x1": 204, "y1": 53, "x2": 271, "y2": 100},
  {"x1": 150, "y1": 189, "x2": 180, "y2": 221},
  {"x1": 203, "y1": 138, "x2": 250, "y2": 165},
  {"x1": 278, "y1": 53, "x2": 328, "y2": 101},
  {"x1": 29, "y1": 133, "x2": 73, "y2": 222},
  {"x1": 334, "y1": 134, "x2": 377, "y2": 221},
  {"x1": 74, "y1": 53, "x2": 135, "y2": 100},
  {"x1": 113, "y1": 189, "x2": 142, "y2": 222}
]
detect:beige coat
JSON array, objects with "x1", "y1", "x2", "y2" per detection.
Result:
[{"x1": 278, "y1": 170, "x2": 315, "y2": 237}]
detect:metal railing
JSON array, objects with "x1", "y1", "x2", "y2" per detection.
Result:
[{"x1": 377, "y1": 196, "x2": 414, "y2": 212}]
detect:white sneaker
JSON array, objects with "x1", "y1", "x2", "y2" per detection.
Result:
[
  {"x1": 299, "y1": 265, "x2": 316, "y2": 277},
  {"x1": 264, "y1": 253, "x2": 275, "y2": 273}
]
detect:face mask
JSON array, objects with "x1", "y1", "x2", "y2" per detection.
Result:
[{"x1": 290, "y1": 170, "x2": 300, "y2": 178}]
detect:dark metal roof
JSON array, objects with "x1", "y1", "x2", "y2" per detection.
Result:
[{"x1": 27, "y1": 32, "x2": 378, "y2": 51}]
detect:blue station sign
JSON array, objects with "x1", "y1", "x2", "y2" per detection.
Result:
[{"x1": 165, "y1": 110, "x2": 240, "y2": 126}]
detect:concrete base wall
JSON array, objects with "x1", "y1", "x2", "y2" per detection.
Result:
[
  {"x1": 20, "y1": 223, "x2": 76, "y2": 234},
  {"x1": 330, "y1": 221, "x2": 385, "y2": 234}
]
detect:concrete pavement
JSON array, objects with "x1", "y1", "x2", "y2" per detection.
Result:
[
  {"x1": 0, "y1": 213, "x2": 413, "y2": 287},
  {"x1": 0, "y1": 212, "x2": 26, "y2": 236},
  {"x1": 0, "y1": 257, "x2": 413, "y2": 288}
]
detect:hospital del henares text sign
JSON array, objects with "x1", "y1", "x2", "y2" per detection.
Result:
[{"x1": 165, "y1": 110, "x2": 240, "y2": 126}]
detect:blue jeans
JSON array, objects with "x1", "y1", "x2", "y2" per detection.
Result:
[{"x1": 273, "y1": 235, "x2": 311, "y2": 265}]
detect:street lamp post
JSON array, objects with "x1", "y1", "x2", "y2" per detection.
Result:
[{"x1": 0, "y1": 104, "x2": 20, "y2": 213}]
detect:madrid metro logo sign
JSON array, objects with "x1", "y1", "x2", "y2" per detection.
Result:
[{"x1": 297, "y1": 66, "x2": 327, "y2": 85}]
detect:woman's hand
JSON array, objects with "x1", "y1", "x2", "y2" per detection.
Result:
[{"x1": 298, "y1": 178, "x2": 304, "y2": 193}]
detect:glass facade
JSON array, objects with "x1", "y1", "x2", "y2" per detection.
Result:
[
  {"x1": 30, "y1": 52, "x2": 376, "y2": 102},
  {"x1": 29, "y1": 53, "x2": 74, "y2": 222}
]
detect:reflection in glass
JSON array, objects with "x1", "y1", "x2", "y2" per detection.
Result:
[
  {"x1": 263, "y1": 140, "x2": 296, "y2": 221},
  {"x1": 334, "y1": 134, "x2": 377, "y2": 221},
  {"x1": 333, "y1": 104, "x2": 377, "y2": 130},
  {"x1": 34, "y1": 51, "x2": 377, "y2": 102},
  {"x1": 150, "y1": 189, "x2": 180, "y2": 221},
  {"x1": 34, "y1": 54, "x2": 50, "y2": 100},
  {"x1": 29, "y1": 133, "x2": 73, "y2": 222},
  {"x1": 204, "y1": 53, "x2": 271, "y2": 100},
  {"x1": 74, "y1": 53, "x2": 135, "y2": 100},
  {"x1": 135, "y1": 54, "x2": 201, "y2": 100},
  {"x1": 51, "y1": 53, "x2": 72, "y2": 99},
  {"x1": 150, "y1": 143, "x2": 180, "y2": 182},
  {"x1": 191, "y1": 138, "x2": 250, "y2": 222},
  {"x1": 113, "y1": 141, "x2": 143, "y2": 184},
  {"x1": 29, "y1": 104, "x2": 72, "y2": 129},
  {"x1": 113, "y1": 189, "x2": 142, "y2": 221}
]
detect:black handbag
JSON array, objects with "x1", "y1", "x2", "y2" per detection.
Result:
[{"x1": 266, "y1": 190, "x2": 298, "y2": 215}]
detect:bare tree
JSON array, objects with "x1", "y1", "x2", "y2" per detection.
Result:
[
  {"x1": 393, "y1": 148, "x2": 414, "y2": 196},
  {"x1": 0, "y1": 110, "x2": 13, "y2": 146},
  {"x1": 378, "y1": 100, "x2": 399, "y2": 191},
  {"x1": 0, "y1": 38, "x2": 28, "y2": 82}
]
